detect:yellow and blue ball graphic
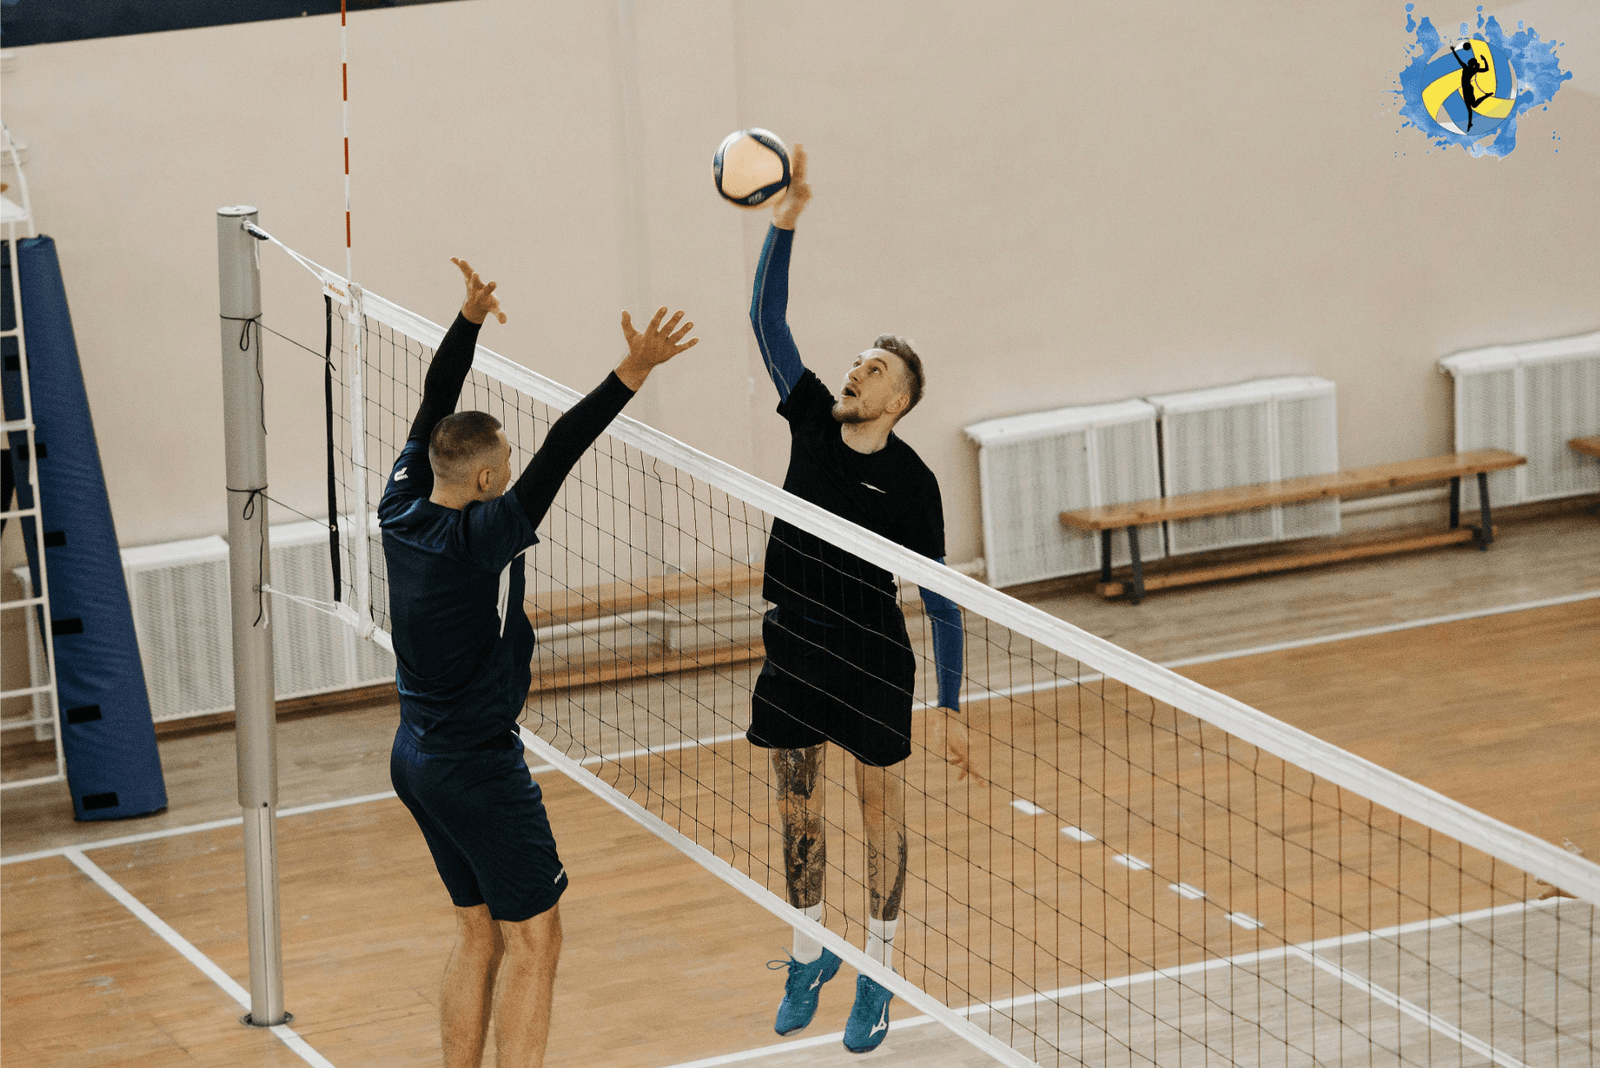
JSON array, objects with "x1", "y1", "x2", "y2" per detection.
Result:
[{"x1": 1421, "y1": 38, "x2": 1516, "y2": 136}]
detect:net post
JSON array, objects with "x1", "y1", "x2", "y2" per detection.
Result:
[
  {"x1": 346, "y1": 282, "x2": 372, "y2": 628},
  {"x1": 215, "y1": 205, "x2": 287, "y2": 1027}
]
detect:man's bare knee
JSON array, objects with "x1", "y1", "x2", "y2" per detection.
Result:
[
  {"x1": 499, "y1": 903, "x2": 562, "y2": 966},
  {"x1": 454, "y1": 904, "x2": 503, "y2": 960},
  {"x1": 854, "y1": 760, "x2": 904, "y2": 820}
]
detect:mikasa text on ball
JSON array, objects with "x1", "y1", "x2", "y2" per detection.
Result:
[{"x1": 712, "y1": 129, "x2": 790, "y2": 208}]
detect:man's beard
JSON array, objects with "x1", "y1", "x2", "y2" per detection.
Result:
[{"x1": 831, "y1": 401, "x2": 870, "y2": 424}]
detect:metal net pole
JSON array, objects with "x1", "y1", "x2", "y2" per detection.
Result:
[{"x1": 215, "y1": 205, "x2": 287, "y2": 1027}]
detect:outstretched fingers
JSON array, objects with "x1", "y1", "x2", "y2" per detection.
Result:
[{"x1": 621, "y1": 306, "x2": 699, "y2": 368}]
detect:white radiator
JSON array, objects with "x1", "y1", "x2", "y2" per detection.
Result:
[
  {"x1": 1441, "y1": 331, "x2": 1600, "y2": 507},
  {"x1": 965, "y1": 400, "x2": 1163, "y2": 588},
  {"x1": 121, "y1": 520, "x2": 394, "y2": 723},
  {"x1": 1148, "y1": 377, "x2": 1340, "y2": 556},
  {"x1": 121, "y1": 536, "x2": 234, "y2": 723}
]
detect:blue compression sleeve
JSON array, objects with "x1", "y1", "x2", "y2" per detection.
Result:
[
  {"x1": 749, "y1": 225, "x2": 805, "y2": 401},
  {"x1": 919, "y1": 568, "x2": 964, "y2": 712}
]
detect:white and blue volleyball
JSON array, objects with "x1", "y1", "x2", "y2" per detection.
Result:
[{"x1": 712, "y1": 128, "x2": 790, "y2": 208}]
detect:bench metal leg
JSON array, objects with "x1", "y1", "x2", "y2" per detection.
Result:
[
  {"x1": 1127, "y1": 526, "x2": 1145, "y2": 604},
  {"x1": 1099, "y1": 529, "x2": 1113, "y2": 584},
  {"x1": 1476, "y1": 471, "x2": 1493, "y2": 549},
  {"x1": 1449, "y1": 476, "x2": 1460, "y2": 529}
]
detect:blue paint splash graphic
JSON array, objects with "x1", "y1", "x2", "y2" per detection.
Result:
[{"x1": 1394, "y1": 7, "x2": 1572, "y2": 157}]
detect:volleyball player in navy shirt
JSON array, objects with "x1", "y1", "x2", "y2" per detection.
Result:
[
  {"x1": 384, "y1": 258, "x2": 697, "y2": 1068},
  {"x1": 746, "y1": 146, "x2": 978, "y2": 1054}
]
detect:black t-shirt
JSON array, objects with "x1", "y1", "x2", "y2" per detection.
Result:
[{"x1": 763, "y1": 370, "x2": 945, "y2": 628}]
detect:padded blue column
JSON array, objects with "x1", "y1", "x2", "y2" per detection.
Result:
[{"x1": 2, "y1": 236, "x2": 166, "y2": 820}]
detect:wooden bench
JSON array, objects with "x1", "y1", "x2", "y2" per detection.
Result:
[
  {"x1": 1060, "y1": 449, "x2": 1527, "y2": 603},
  {"x1": 523, "y1": 564, "x2": 766, "y2": 693},
  {"x1": 1571, "y1": 436, "x2": 1600, "y2": 461}
]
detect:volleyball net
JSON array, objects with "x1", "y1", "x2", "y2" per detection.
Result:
[{"x1": 255, "y1": 228, "x2": 1598, "y2": 1068}]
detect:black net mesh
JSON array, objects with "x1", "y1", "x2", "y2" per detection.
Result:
[{"x1": 324, "y1": 299, "x2": 1597, "y2": 1068}]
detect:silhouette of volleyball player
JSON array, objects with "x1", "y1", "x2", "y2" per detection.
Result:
[{"x1": 1453, "y1": 43, "x2": 1494, "y2": 131}]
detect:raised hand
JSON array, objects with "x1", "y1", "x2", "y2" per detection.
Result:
[
  {"x1": 616, "y1": 306, "x2": 699, "y2": 390},
  {"x1": 932, "y1": 708, "x2": 987, "y2": 786},
  {"x1": 772, "y1": 142, "x2": 810, "y2": 230},
  {"x1": 451, "y1": 256, "x2": 507, "y2": 325}
]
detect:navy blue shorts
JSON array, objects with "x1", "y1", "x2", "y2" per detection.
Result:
[
  {"x1": 390, "y1": 727, "x2": 568, "y2": 922},
  {"x1": 748, "y1": 607, "x2": 916, "y2": 767}
]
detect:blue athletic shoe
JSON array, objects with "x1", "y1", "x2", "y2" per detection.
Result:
[
  {"x1": 843, "y1": 973, "x2": 895, "y2": 1053},
  {"x1": 768, "y1": 949, "x2": 842, "y2": 1035}
]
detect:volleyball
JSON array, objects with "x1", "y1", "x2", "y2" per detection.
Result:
[
  {"x1": 712, "y1": 128, "x2": 790, "y2": 208},
  {"x1": 1420, "y1": 37, "x2": 1516, "y2": 136}
]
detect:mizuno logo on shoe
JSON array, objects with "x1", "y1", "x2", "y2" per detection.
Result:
[
  {"x1": 870, "y1": 1006, "x2": 888, "y2": 1036},
  {"x1": 395, "y1": 467, "x2": 408, "y2": 481},
  {"x1": 809, "y1": 973, "x2": 824, "y2": 990}
]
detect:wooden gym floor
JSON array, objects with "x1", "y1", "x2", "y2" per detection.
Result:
[{"x1": 3, "y1": 507, "x2": 1597, "y2": 1067}]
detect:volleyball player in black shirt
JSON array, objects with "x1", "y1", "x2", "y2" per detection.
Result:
[
  {"x1": 383, "y1": 259, "x2": 696, "y2": 1068},
  {"x1": 746, "y1": 146, "x2": 978, "y2": 1053}
]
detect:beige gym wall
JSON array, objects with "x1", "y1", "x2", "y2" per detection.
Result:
[{"x1": 0, "y1": 0, "x2": 1594, "y2": 566}]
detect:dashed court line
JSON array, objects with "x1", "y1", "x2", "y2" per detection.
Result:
[
  {"x1": 646, "y1": 897, "x2": 1564, "y2": 1068},
  {"x1": 995, "y1": 789, "x2": 1540, "y2": 1066}
]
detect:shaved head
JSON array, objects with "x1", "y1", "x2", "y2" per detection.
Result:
[{"x1": 429, "y1": 411, "x2": 504, "y2": 486}]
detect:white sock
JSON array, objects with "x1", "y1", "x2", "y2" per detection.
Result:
[
  {"x1": 866, "y1": 917, "x2": 898, "y2": 968},
  {"x1": 792, "y1": 904, "x2": 825, "y2": 963}
]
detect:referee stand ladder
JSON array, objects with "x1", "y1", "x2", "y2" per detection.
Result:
[{"x1": 0, "y1": 123, "x2": 67, "y2": 791}]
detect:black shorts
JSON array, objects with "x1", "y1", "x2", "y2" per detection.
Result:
[
  {"x1": 390, "y1": 726, "x2": 568, "y2": 922},
  {"x1": 748, "y1": 607, "x2": 916, "y2": 767}
]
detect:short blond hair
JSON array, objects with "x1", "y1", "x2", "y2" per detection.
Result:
[{"x1": 872, "y1": 334, "x2": 924, "y2": 417}]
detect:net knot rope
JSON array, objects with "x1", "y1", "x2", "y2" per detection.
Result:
[{"x1": 226, "y1": 485, "x2": 269, "y2": 625}]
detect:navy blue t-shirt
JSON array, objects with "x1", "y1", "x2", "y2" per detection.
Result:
[
  {"x1": 376, "y1": 309, "x2": 640, "y2": 750},
  {"x1": 380, "y1": 437, "x2": 540, "y2": 752}
]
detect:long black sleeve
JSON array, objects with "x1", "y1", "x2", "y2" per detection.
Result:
[
  {"x1": 512, "y1": 371, "x2": 636, "y2": 526},
  {"x1": 407, "y1": 312, "x2": 483, "y2": 444}
]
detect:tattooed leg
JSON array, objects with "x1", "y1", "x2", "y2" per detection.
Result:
[
  {"x1": 772, "y1": 746, "x2": 827, "y2": 909},
  {"x1": 856, "y1": 759, "x2": 908, "y2": 922}
]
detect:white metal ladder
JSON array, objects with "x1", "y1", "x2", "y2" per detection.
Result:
[{"x1": 0, "y1": 123, "x2": 67, "y2": 790}]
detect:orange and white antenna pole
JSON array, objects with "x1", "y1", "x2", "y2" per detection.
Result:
[
  {"x1": 340, "y1": 0, "x2": 373, "y2": 629},
  {"x1": 341, "y1": 0, "x2": 353, "y2": 284}
]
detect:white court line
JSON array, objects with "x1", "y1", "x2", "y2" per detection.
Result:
[
  {"x1": 1, "y1": 791, "x2": 400, "y2": 866},
  {"x1": 62, "y1": 848, "x2": 337, "y2": 1068},
  {"x1": 649, "y1": 897, "x2": 1566, "y2": 1068},
  {"x1": 6, "y1": 588, "x2": 1594, "y2": 868},
  {"x1": 1157, "y1": 587, "x2": 1600, "y2": 673},
  {"x1": 949, "y1": 587, "x2": 1600, "y2": 708},
  {"x1": 1287, "y1": 945, "x2": 1532, "y2": 1068}
]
